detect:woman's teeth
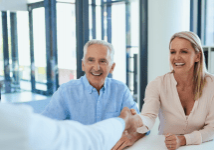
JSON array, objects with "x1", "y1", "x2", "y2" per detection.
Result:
[{"x1": 175, "y1": 63, "x2": 185, "y2": 66}]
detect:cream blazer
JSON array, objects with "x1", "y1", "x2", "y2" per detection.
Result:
[{"x1": 137, "y1": 72, "x2": 214, "y2": 145}]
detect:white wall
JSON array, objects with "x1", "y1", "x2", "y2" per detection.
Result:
[
  {"x1": 0, "y1": 0, "x2": 27, "y2": 11},
  {"x1": 0, "y1": 0, "x2": 50, "y2": 11},
  {"x1": 148, "y1": 0, "x2": 190, "y2": 82}
]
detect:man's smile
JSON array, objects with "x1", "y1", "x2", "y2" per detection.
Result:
[{"x1": 91, "y1": 72, "x2": 103, "y2": 76}]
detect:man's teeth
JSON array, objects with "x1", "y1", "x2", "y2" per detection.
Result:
[
  {"x1": 175, "y1": 63, "x2": 185, "y2": 66},
  {"x1": 92, "y1": 72, "x2": 102, "y2": 76}
]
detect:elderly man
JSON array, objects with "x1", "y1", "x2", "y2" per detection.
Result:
[{"x1": 42, "y1": 39, "x2": 139, "y2": 125}]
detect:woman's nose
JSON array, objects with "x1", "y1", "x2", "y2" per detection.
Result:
[{"x1": 174, "y1": 53, "x2": 181, "y2": 60}]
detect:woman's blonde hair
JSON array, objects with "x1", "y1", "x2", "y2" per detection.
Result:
[{"x1": 169, "y1": 31, "x2": 208, "y2": 100}]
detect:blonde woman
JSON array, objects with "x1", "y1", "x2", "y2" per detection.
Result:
[{"x1": 112, "y1": 31, "x2": 214, "y2": 150}]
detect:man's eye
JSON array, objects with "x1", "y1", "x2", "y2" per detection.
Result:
[
  {"x1": 182, "y1": 51, "x2": 187, "y2": 53},
  {"x1": 88, "y1": 59, "x2": 94, "y2": 62},
  {"x1": 100, "y1": 60, "x2": 107, "y2": 63},
  {"x1": 170, "y1": 51, "x2": 175, "y2": 54}
]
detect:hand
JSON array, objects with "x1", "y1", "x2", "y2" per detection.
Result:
[
  {"x1": 118, "y1": 107, "x2": 142, "y2": 132},
  {"x1": 112, "y1": 107, "x2": 145, "y2": 150},
  {"x1": 165, "y1": 134, "x2": 186, "y2": 150},
  {"x1": 130, "y1": 109, "x2": 137, "y2": 115},
  {"x1": 111, "y1": 130, "x2": 146, "y2": 150}
]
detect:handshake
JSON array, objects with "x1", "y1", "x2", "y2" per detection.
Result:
[
  {"x1": 118, "y1": 107, "x2": 142, "y2": 133},
  {"x1": 112, "y1": 107, "x2": 145, "y2": 150}
]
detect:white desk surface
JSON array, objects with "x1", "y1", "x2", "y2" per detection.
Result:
[{"x1": 125, "y1": 135, "x2": 214, "y2": 150}]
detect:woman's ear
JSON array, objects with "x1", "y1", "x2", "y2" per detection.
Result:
[{"x1": 195, "y1": 52, "x2": 201, "y2": 62}]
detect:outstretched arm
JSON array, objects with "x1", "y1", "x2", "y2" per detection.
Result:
[{"x1": 1, "y1": 104, "x2": 139, "y2": 150}]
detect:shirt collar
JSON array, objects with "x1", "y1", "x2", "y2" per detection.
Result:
[
  {"x1": 82, "y1": 75, "x2": 108, "y2": 94},
  {"x1": 171, "y1": 72, "x2": 178, "y2": 85}
]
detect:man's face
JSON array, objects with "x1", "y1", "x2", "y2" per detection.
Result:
[{"x1": 82, "y1": 44, "x2": 115, "y2": 89}]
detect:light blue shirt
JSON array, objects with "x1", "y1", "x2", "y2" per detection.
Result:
[
  {"x1": 42, "y1": 75, "x2": 139, "y2": 125},
  {"x1": 0, "y1": 104, "x2": 125, "y2": 150}
]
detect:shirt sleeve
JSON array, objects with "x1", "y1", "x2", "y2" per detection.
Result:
[
  {"x1": 121, "y1": 85, "x2": 139, "y2": 114},
  {"x1": 30, "y1": 113, "x2": 125, "y2": 150},
  {"x1": 0, "y1": 104, "x2": 125, "y2": 150},
  {"x1": 184, "y1": 95, "x2": 214, "y2": 145},
  {"x1": 137, "y1": 77, "x2": 161, "y2": 134},
  {"x1": 41, "y1": 86, "x2": 68, "y2": 120}
]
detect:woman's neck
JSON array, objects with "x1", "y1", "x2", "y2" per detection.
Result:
[{"x1": 174, "y1": 71, "x2": 194, "y2": 87}]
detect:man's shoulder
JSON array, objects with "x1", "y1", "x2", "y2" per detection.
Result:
[
  {"x1": 106, "y1": 78, "x2": 127, "y2": 89},
  {"x1": 107, "y1": 78, "x2": 126, "y2": 85},
  {"x1": 60, "y1": 78, "x2": 83, "y2": 89}
]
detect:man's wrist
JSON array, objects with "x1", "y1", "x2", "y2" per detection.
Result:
[{"x1": 116, "y1": 117, "x2": 126, "y2": 130}]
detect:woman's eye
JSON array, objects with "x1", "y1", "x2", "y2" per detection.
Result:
[
  {"x1": 170, "y1": 51, "x2": 175, "y2": 54},
  {"x1": 182, "y1": 51, "x2": 187, "y2": 53}
]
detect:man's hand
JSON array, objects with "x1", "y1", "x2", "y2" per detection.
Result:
[
  {"x1": 165, "y1": 134, "x2": 186, "y2": 150},
  {"x1": 112, "y1": 107, "x2": 145, "y2": 150},
  {"x1": 112, "y1": 130, "x2": 146, "y2": 150}
]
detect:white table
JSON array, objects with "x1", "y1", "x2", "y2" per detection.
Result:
[{"x1": 125, "y1": 135, "x2": 214, "y2": 150}]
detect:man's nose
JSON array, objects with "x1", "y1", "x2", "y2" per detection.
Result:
[{"x1": 93, "y1": 62, "x2": 100, "y2": 71}]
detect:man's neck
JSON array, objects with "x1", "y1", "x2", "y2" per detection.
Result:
[{"x1": 92, "y1": 84, "x2": 104, "y2": 94}]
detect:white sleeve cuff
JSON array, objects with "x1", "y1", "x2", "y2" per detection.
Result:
[
  {"x1": 136, "y1": 114, "x2": 149, "y2": 134},
  {"x1": 184, "y1": 131, "x2": 202, "y2": 145}
]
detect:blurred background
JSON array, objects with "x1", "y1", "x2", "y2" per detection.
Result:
[{"x1": 0, "y1": 0, "x2": 213, "y2": 114}]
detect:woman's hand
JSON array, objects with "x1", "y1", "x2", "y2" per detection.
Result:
[{"x1": 164, "y1": 134, "x2": 186, "y2": 150}]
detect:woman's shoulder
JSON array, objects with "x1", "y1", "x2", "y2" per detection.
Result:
[
  {"x1": 205, "y1": 73, "x2": 214, "y2": 88},
  {"x1": 148, "y1": 72, "x2": 173, "y2": 87},
  {"x1": 205, "y1": 73, "x2": 214, "y2": 81},
  {"x1": 151, "y1": 72, "x2": 173, "y2": 83}
]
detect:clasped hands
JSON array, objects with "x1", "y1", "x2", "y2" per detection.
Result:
[{"x1": 112, "y1": 107, "x2": 145, "y2": 150}]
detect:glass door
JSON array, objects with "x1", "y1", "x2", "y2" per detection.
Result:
[{"x1": 28, "y1": 2, "x2": 49, "y2": 95}]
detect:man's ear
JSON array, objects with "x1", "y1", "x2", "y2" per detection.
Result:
[
  {"x1": 109, "y1": 63, "x2": 116, "y2": 74},
  {"x1": 82, "y1": 60, "x2": 85, "y2": 71},
  {"x1": 195, "y1": 52, "x2": 201, "y2": 62}
]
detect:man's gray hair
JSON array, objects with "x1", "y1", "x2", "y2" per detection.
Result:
[{"x1": 82, "y1": 39, "x2": 115, "y2": 64}]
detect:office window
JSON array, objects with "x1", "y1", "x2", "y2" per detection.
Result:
[
  {"x1": 17, "y1": 11, "x2": 31, "y2": 91},
  {"x1": 32, "y1": 7, "x2": 47, "y2": 91},
  {"x1": 0, "y1": 12, "x2": 3, "y2": 77},
  {"x1": 203, "y1": 0, "x2": 214, "y2": 46},
  {"x1": 201, "y1": 0, "x2": 214, "y2": 75},
  {"x1": 57, "y1": 2, "x2": 76, "y2": 85},
  {"x1": 89, "y1": 0, "x2": 102, "y2": 40}
]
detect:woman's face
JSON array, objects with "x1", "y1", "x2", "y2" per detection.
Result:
[{"x1": 169, "y1": 37, "x2": 200, "y2": 75}]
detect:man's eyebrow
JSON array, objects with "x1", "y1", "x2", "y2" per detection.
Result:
[{"x1": 87, "y1": 57, "x2": 94, "y2": 59}]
